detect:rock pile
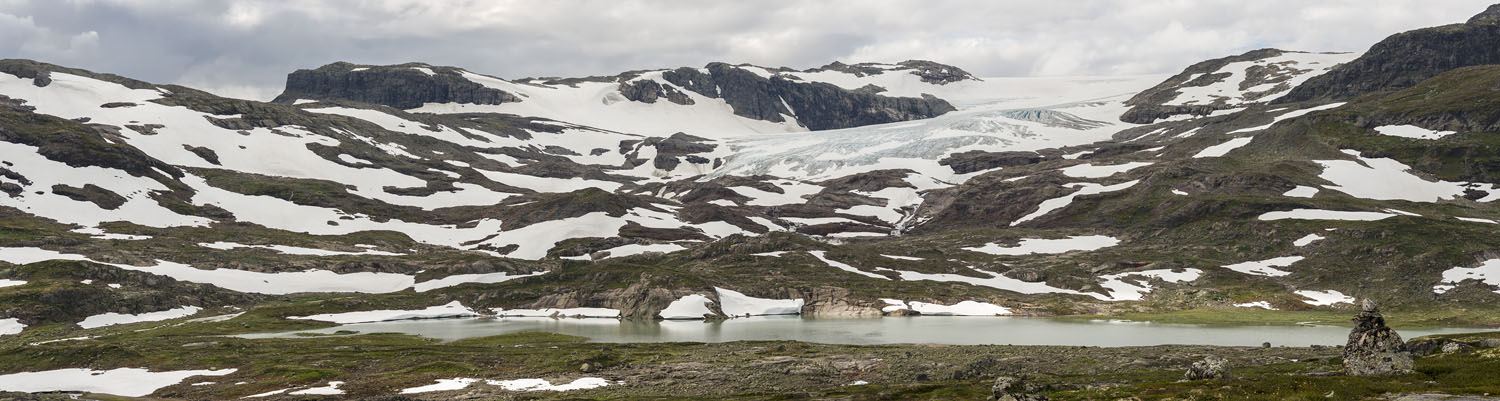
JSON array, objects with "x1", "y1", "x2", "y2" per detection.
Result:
[
  {"x1": 989, "y1": 375, "x2": 1047, "y2": 401},
  {"x1": 1184, "y1": 356, "x2": 1231, "y2": 380},
  {"x1": 1343, "y1": 299, "x2": 1413, "y2": 376}
]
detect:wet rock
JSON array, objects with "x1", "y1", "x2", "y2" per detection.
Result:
[
  {"x1": 1184, "y1": 356, "x2": 1231, "y2": 380},
  {"x1": 1343, "y1": 300, "x2": 1413, "y2": 376},
  {"x1": 989, "y1": 375, "x2": 1047, "y2": 401}
]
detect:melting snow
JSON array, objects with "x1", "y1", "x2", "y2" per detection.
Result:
[
  {"x1": 808, "y1": 251, "x2": 890, "y2": 280},
  {"x1": 198, "y1": 242, "x2": 404, "y2": 256},
  {"x1": 1315, "y1": 150, "x2": 1494, "y2": 202},
  {"x1": 1283, "y1": 186, "x2": 1319, "y2": 198},
  {"x1": 659, "y1": 294, "x2": 716, "y2": 319},
  {"x1": 1434, "y1": 259, "x2": 1500, "y2": 294},
  {"x1": 1373, "y1": 125, "x2": 1455, "y2": 140},
  {"x1": 1457, "y1": 217, "x2": 1498, "y2": 224},
  {"x1": 1295, "y1": 290, "x2": 1355, "y2": 306},
  {"x1": 1257, "y1": 209, "x2": 1395, "y2": 221},
  {"x1": 1097, "y1": 269, "x2": 1203, "y2": 301},
  {"x1": 1011, "y1": 180, "x2": 1139, "y2": 226},
  {"x1": 0, "y1": 368, "x2": 236, "y2": 397},
  {"x1": 1233, "y1": 301, "x2": 1277, "y2": 310},
  {"x1": 1060, "y1": 162, "x2": 1152, "y2": 178},
  {"x1": 488, "y1": 377, "x2": 611, "y2": 392},
  {"x1": 1293, "y1": 234, "x2": 1325, "y2": 246},
  {"x1": 414, "y1": 271, "x2": 546, "y2": 293},
  {"x1": 289, "y1": 301, "x2": 476, "y2": 324},
  {"x1": 964, "y1": 235, "x2": 1119, "y2": 255},
  {"x1": 595, "y1": 243, "x2": 686, "y2": 258},
  {"x1": 1222, "y1": 256, "x2": 1303, "y2": 277},
  {"x1": 0, "y1": 318, "x2": 23, "y2": 335},
  {"x1": 401, "y1": 378, "x2": 479, "y2": 394},
  {"x1": 715, "y1": 287, "x2": 804, "y2": 317},
  {"x1": 881, "y1": 299, "x2": 1011, "y2": 316},
  {"x1": 289, "y1": 382, "x2": 345, "y2": 395},
  {"x1": 493, "y1": 307, "x2": 621, "y2": 318},
  {"x1": 1192, "y1": 137, "x2": 1253, "y2": 158},
  {"x1": 78, "y1": 306, "x2": 202, "y2": 329}
]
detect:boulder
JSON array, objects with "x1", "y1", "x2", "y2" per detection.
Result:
[
  {"x1": 1184, "y1": 356, "x2": 1231, "y2": 380},
  {"x1": 989, "y1": 375, "x2": 1047, "y2": 401},
  {"x1": 1343, "y1": 300, "x2": 1413, "y2": 376}
]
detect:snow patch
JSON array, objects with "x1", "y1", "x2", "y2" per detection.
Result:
[
  {"x1": 1373, "y1": 125, "x2": 1454, "y2": 140},
  {"x1": 1283, "y1": 186, "x2": 1319, "y2": 198},
  {"x1": 1434, "y1": 259, "x2": 1500, "y2": 294},
  {"x1": 78, "y1": 306, "x2": 202, "y2": 329},
  {"x1": 0, "y1": 368, "x2": 235, "y2": 397},
  {"x1": 1011, "y1": 180, "x2": 1139, "y2": 226},
  {"x1": 964, "y1": 235, "x2": 1119, "y2": 255},
  {"x1": 1295, "y1": 290, "x2": 1355, "y2": 306},
  {"x1": 289, "y1": 301, "x2": 476, "y2": 324},
  {"x1": 1192, "y1": 137, "x2": 1253, "y2": 158},
  {"x1": 1258, "y1": 209, "x2": 1395, "y2": 221},
  {"x1": 1060, "y1": 162, "x2": 1152, "y2": 178},
  {"x1": 658, "y1": 294, "x2": 716, "y2": 319},
  {"x1": 715, "y1": 287, "x2": 804, "y2": 317},
  {"x1": 1293, "y1": 234, "x2": 1325, "y2": 246},
  {"x1": 1222, "y1": 256, "x2": 1303, "y2": 277}
]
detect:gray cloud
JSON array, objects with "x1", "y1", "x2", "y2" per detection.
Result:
[{"x1": 0, "y1": 0, "x2": 1491, "y2": 100}]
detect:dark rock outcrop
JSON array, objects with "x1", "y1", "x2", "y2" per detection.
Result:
[
  {"x1": 272, "y1": 62, "x2": 520, "y2": 109},
  {"x1": 657, "y1": 63, "x2": 956, "y2": 131},
  {"x1": 619, "y1": 79, "x2": 693, "y2": 105},
  {"x1": 1343, "y1": 300, "x2": 1413, "y2": 376},
  {"x1": 940, "y1": 150, "x2": 1047, "y2": 174},
  {"x1": 1277, "y1": 5, "x2": 1500, "y2": 103}
]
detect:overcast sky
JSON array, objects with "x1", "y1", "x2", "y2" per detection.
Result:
[{"x1": 1, "y1": 0, "x2": 1492, "y2": 100}]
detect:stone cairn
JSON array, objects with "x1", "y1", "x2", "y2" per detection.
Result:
[{"x1": 1343, "y1": 299, "x2": 1413, "y2": 376}]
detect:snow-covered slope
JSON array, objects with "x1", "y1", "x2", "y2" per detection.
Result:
[{"x1": 1122, "y1": 49, "x2": 1358, "y2": 123}]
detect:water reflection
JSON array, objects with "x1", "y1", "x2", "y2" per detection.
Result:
[{"x1": 236, "y1": 315, "x2": 1490, "y2": 347}]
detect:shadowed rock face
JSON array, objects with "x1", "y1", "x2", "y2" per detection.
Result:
[
  {"x1": 272, "y1": 62, "x2": 520, "y2": 109},
  {"x1": 1344, "y1": 300, "x2": 1414, "y2": 376},
  {"x1": 658, "y1": 63, "x2": 957, "y2": 131},
  {"x1": 1277, "y1": 5, "x2": 1500, "y2": 103}
]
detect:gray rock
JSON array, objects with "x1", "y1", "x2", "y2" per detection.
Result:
[
  {"x1": 1184, "y1": 356, "x2": 1231, "y2": 380},
  {"x1": 272, "y1": 62, "x2": 520, "y2": 109},
  {"x1": 989, "y1": 375, "x2": 1047, "y2": 401},
  {"x1": 1344, "y1": 300, "x2": 1414, "y2": 376},
  {"x1": 1441, "y1": 342, "x2": 1471, "y2": 354}
]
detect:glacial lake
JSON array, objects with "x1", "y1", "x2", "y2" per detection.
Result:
[{"x1": 238, "y1": 315, "x2": 1492, "y2": 347}]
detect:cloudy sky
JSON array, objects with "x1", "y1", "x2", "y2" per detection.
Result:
[{"x1": 1, "y1": 0, "x2": 1491, "y2": 100}]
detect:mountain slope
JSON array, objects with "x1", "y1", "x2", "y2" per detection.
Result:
[
  {"x1": 1277, "y1": 3, "x2": 1500, "y2": 103},
  {"x1": 273, "y1": 60, "x2": 970, "y2": 138},
  {"x1": 3, "y1": 6, "x2": 1500, "y2": 339}
]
